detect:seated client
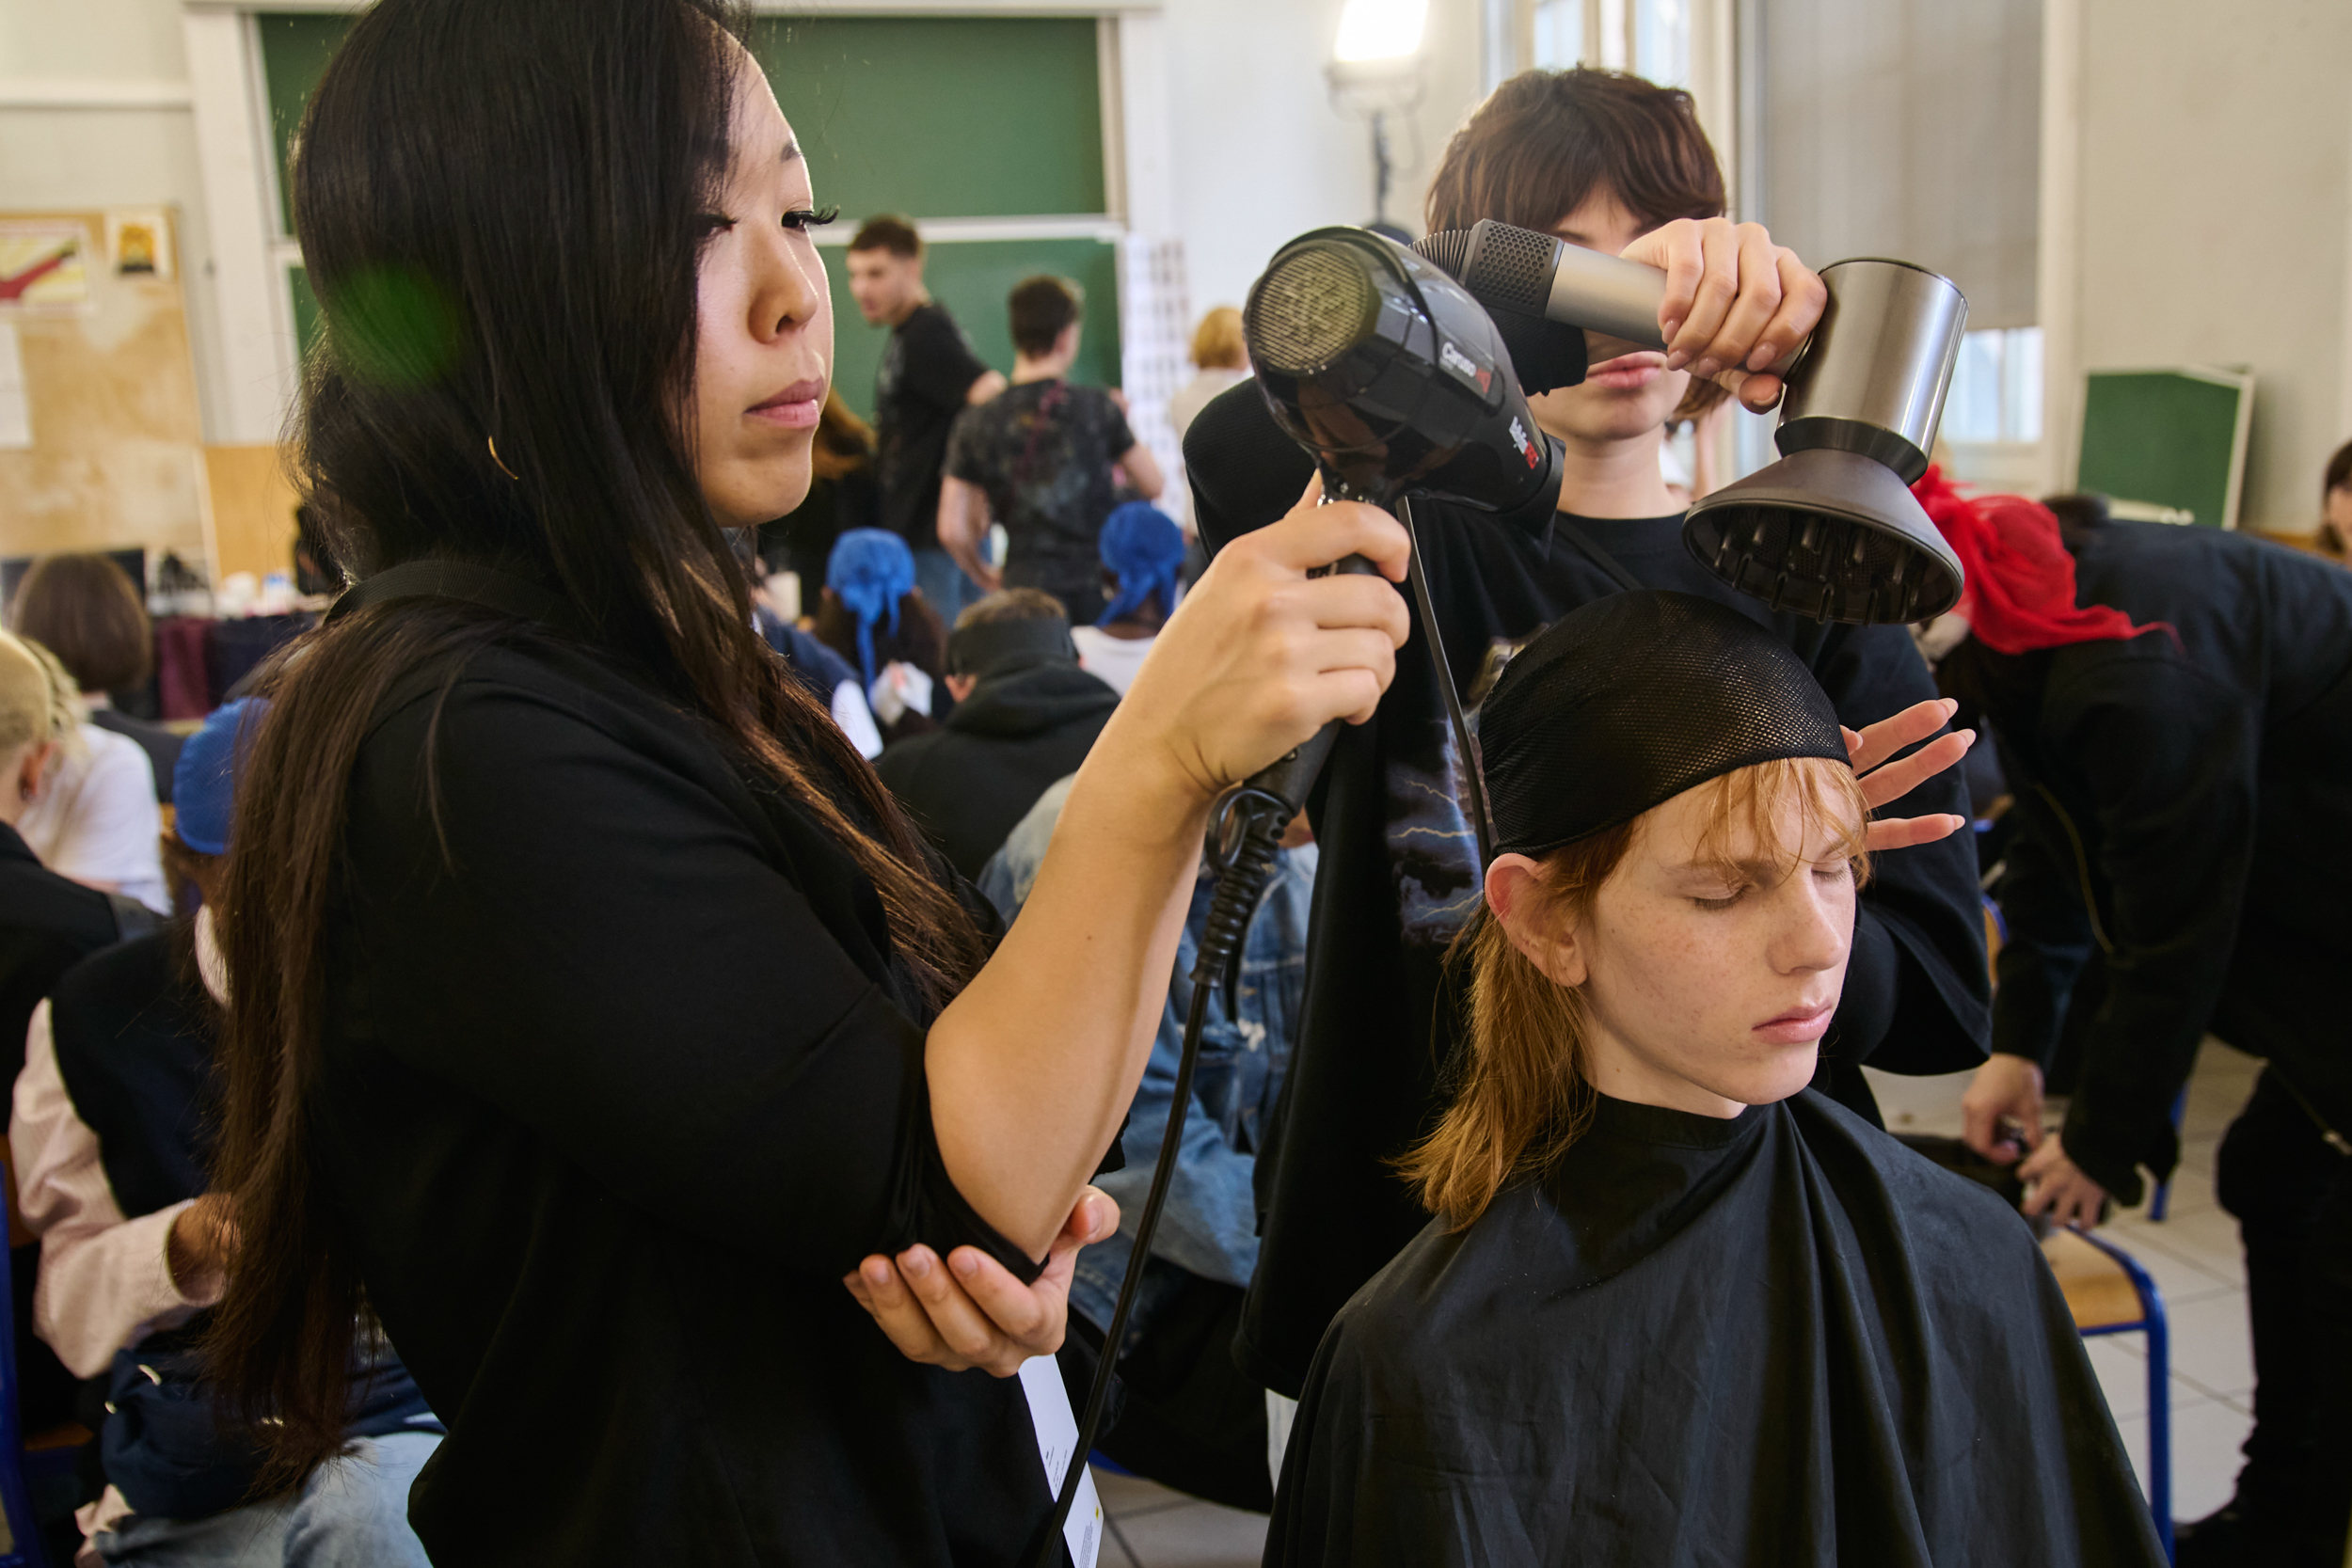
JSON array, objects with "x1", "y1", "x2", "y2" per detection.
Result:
[{"x1": 1268, "y1": 592, "x2": 2163, "y2": 1567}]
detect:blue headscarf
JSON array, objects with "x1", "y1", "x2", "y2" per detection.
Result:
[
  {"x1": 172, "y1": 697, "x2": 270, "y2": 856},
  {"x1": 1096, "y1": 502, "x2": 1185, "y2": 627},
  {"x1": 826, "y1": 528, "x2": 916, "y2": 689}
]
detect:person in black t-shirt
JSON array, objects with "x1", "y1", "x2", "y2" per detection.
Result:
[
  {"x1": 847, "y1": 214, "x2": 1007, "y2": 623},
  {"x1": 1185, "y1": 67, "x2": 1988, "y2": 1405},
  {"x1": 198, "y1": 8, "x2": 1415, "y2": 1565},
  {"x1": 941, "y1": 275, "x2": 1165, "y2": 625}
]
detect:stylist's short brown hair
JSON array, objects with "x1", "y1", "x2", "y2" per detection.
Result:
[
  {"x1": 8, "y1": 553, "x2": 152, "y2": 695},
  {"x1": 1429, "y1": 70, "x2": 1729, "y2": 418},
  {"x1": 1009, "y1": 276, "x2": 1082, "y2": 359},
  {"x1": 848, "y1": 214, "x2": 922, "y2": 261}
]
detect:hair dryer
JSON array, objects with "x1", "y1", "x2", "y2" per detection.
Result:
[{"x1": 1414, "y1": 218, "x2": 1969, "y2": 625}]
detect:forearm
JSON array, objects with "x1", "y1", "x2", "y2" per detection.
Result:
[
  {"x1": 936, "y1": 481, "x2": 994, "y2": 584},
  {"x1": 928, "y1": 723, "x2": 1210, "y2": 1255}
]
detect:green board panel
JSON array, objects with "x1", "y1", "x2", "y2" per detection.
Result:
[
  {"x1": 258, "y1": 15, "x2": 1104, "y2": 236},
  {"x1": 753, "y1": 17, "x2": 1104, "y2": 221},
  {"x1": 826, "y1": 238, "x2": 1123, "y2": 423},
  {"x1": 2077, "y1": 370, "x2": 2249, "y2": 530},
  {"x1": 257, "y1": 12, "x2": 354, "y2": 237},
  {"x1": 289, "y1": 262, "x2": 322, "y2": 356}
]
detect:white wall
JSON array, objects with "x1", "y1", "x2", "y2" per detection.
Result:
[
  {"x1": 1161, "y1": 0, "x2": 1487, "y2": 319},
  {"x1": 0, "y1": 0, "x2": 230, "y2": 444},
  {"x1": 2043, "y1": 0, "x2": 2352, "y2": 529}
]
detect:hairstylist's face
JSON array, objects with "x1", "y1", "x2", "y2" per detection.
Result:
[
  {"x1": 691, "y1": 48, "x2": 834, "y2": 531},
  {"x1": 1495, "y1": 773, "x2": 1855, "y2": 1118},
  {"x1": 1526, "y1": 187, "x2": 1692, "y2": 448}
]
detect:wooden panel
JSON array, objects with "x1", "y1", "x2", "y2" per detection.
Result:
[
  {"x1": 199, "y1": 444, "x2": 301, "y2": 587},
  {"x1": 2040, "y1": 1227, "x2": 2144, "y2": 1332},
  {"x1": 0, "y1": 208, "x2": 205, "y2": 565}
]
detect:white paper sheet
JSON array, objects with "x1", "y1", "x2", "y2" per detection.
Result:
[{"x1": 1019, "y1": 1354, "x2": 1101, "y2": 1568}]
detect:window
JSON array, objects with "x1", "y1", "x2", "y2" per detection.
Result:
[
  {"x1": 1526, "y1": 0, "x2": 1686, "y2": 84},
  {"x1": 1941, "y1": 325, "x2": 2042, "y2": 445}
]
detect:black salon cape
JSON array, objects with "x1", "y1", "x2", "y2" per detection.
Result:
[
  {"x1": 1185, "y1": 384, "x2": 1990, "y2": 1395},
  {"x1": 1268, "y1": 1090, "x2": 2164, "y2": 1567},
  {"x1": 312, "y1": 631, "x2": 1080, "y2": 1567},
  {"x1": 1941, "y1": 521, "x2": 2352, "y2": 1204}
]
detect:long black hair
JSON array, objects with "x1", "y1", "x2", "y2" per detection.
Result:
[{"x1": 209, "y1": 0, "x2": 987, "y2": 1481}]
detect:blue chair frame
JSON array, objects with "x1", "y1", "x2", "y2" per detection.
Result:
[
  {"x1": 0, "y1": 1237, "x2": 54, "y2": 1568},
  {"x1": 2071, "y1": 1230, "x2": 2173, "y2": 1561}
]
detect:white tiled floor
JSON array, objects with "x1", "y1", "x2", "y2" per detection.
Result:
[
  {"x1": 1089, "y1": 1041, "x2": 2269, "y2": 1563},
  {"x1": 1868, "y1": 1037, "x2": 2265, "y2": 1527},
  {"x1": 1090, "y1": 1468, "x2": 1268, "y2": 1568}
]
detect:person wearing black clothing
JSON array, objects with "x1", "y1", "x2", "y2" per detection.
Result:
[
  {"x1": 0, "y1": 628, "x2": 150, "y2": 1438},
  {"x1": 0, "y1": 629, "x2": 142, "y2": 1077},
  {"x1": 14, "y1": 697, "x2": 440, "y2": 1562},
  {"x1": 940, "y1": 277, "x2": 1167, "y2": 625},
  {"x1": 1933, "y1": 487, "x2": 2352, "y2": 1567},
  {"x1": 1185, "y1": 69, "x2": 1986, "y2": 1401},
  {"x1": 199, "y1": 8, "x2": 1413, "y2": 1565},
  {"x1": 1270, "y1": 597, "x2": 2157, "y2": 1568},
  {"x1": 877, "y1": 590, "x2": 1120, "y2": 879},
  {"x1": 849, "y1": 214, "x2": 1007, "y2": 622}
]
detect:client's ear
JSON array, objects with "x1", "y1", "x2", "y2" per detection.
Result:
[{"x1": 1485, "y1": 854, "x2": 1588, "y2": 989}]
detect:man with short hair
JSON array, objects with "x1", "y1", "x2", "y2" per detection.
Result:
[
  {"x1": 939, "y1": 276, "x2": 1165, "y2": 625},
  {"x1": 873, "y1": 589, "x2": 1119, "y2": 879},
  {"x1": 846, "y1": 214, "x2": 1007, "y2": 621}
]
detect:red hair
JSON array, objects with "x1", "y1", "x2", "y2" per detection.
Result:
[{"x1": 1912, "y1": 467, "x2": 2171, "y2": 656}]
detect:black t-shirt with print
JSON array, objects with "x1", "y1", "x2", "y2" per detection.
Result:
[
  {"x1": 946, "y1": 380, "x2": 1136, "y2": 623},
  {"x1": 875, "y1": 303, "x2": 990, "y2": 547}
]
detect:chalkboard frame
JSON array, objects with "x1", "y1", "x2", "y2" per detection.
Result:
[{"x1": 2075, "y1": 364, "x2": 2254, "y2": 531}]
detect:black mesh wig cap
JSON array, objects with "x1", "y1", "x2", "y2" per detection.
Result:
[{"x1": 1480, "y1": 590, "x2": 1850, "y2": 859}]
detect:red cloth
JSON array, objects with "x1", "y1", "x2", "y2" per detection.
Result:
[
  {"x1": 151, "y1": 617, "x2": 213, "y2": 721},
  {"x1": 1910, "y1": 467, "x2": 2170, "y2": 656}
]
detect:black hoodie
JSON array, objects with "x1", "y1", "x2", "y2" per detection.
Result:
[{"x1": 874, "y1": 658, "x2": 1120, "y2": 879}]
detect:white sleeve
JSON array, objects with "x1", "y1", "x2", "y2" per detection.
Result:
[
  {"x1": 10, "y1": 1003, "x2": 213, "y2": 1378},
  {"x1": 38, "y1": 732, "x2": 166, "y2": 913}
]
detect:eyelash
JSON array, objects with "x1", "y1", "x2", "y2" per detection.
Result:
[
  {"x1": 696, "y1": 204, "x2": 840, "y2": 237},
  {"x1": 1692, "y1": 863, "x2": 1853, "y2": 910}
]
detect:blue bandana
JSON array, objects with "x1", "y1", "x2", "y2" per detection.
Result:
[
  {"x1": 826, "y1": 529, "x2": 917, "y2": 689},
  {"x1": 1096, "y1": 501, "x2": 1185, "y2": 627},
  {"x1": 172, "y1": 697, "x2": 270, "y2": 856}
]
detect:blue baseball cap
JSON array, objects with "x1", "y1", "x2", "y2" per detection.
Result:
[{"x1": 172, "y1": 697, "x2": 270, "y2": 856}]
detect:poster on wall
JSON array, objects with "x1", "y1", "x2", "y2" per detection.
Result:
[
  {"x1": 105, "y1": 209, "x2": 174, "y2": 280},
  {"x1": 0, "y1": 223, "x2": 95, "y2": 314}
]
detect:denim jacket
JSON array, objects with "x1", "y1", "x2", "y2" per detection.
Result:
[{"x1": 977, "y1": 777, "x2": 1314, "y2": 1344}]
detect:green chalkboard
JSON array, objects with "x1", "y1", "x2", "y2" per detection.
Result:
[
  {"x1": 257, "y1": 12, "x2": 353, "y2": 237},
  {"x1": 2076, "y1": 369, "x2": 2251, "y2": 531},
  {"x1": 256, "y1": 14, "x2": 1104, "y2": 235},
  {"x1": 753, "y1": 18, "x2": 1105, "y2": 221},
  {"x1": 825, "y1": 239, "x2": 1123, "y2": 423}
]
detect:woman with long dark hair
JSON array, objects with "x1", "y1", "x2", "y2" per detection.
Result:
[{"x1": 203, "y1": 2, "x2": 1408, "y2": 1562}]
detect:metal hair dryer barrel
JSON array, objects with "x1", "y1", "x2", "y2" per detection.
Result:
[{"x1": 1774, "y1": 260, "x2": 1966, "y2": 484}]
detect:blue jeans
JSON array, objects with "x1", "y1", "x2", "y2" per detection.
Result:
[
  {"x1": 93, "y1": 1433, "x2": 439, "y2": 1567},
  {"x1": 913, "y1": 546, "x2": 980, "y2": 623}
]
